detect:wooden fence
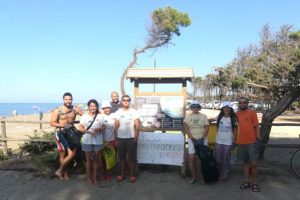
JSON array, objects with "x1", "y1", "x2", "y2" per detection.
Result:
[{"x1": 0, "y1": 118, "x2": 300, "y2": 156}]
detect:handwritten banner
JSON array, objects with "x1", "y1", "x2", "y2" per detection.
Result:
[{"x1": 137, "y1": 132, "x2": 184, "y2": 166}]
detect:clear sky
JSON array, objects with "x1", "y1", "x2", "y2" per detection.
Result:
[{"x1": 1, "y1": 0, "x2": 300, "y2": 103}]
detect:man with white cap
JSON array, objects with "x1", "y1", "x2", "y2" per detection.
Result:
[{"x1": 183, "y1": 100, "x2": 209, "y2": 184}]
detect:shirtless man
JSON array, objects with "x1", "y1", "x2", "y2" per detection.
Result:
[{"x1": 50, "y1": 92, "x2": 83, "y2": 180}]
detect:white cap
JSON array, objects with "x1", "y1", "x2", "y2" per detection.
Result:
[
  {"x1": 222, "y1": 101, "x2": 232, "y2": 108},
  {"x1": 190, "y1": 100, "x2": 201, "y2": 106},
  {"x1": 101, "y1": 100, "x2": 111, "y2": 109}
]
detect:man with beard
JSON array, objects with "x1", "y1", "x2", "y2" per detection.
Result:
[
  {"x1": 50, "y1": 92, "x2": 83, "y2": 180},
  {"x1": 110, "y1": 91, "x2": 122, "y2": 113},
  {"x1": 236, "y1": 97, "x2": 261, "y2": 192}
]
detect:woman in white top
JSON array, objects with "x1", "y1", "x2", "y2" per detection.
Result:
[
  {"x1": 79, "y1": 99, "x2": 105, "y2": 184},
  {"x1": 101, "y1": 100, "x2": 116, "y2": 180},
  {"x1": 214, "y1": 101, "x2": 238, "y2": 181}
]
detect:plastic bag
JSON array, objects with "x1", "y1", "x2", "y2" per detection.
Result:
[{"x1": 102, "y1": 145, "x2": 116, "y2": 170}]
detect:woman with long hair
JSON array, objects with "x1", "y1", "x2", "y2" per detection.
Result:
[
  {"x1": 79, "y1": 99, "x2": 105, "y2": 184},
  {"x1": 214, "y1": 101, "x2": 238, "y2": 181}
]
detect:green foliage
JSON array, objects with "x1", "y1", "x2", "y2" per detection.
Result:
[
  {"x1": 289, "y1": 31, "x2": 300, "y2": 40},
  {"x1": 152, "y1": 6, "x2": 191, "y2": 36},
  {"x1": 20, "y1": 131, "x2": 56, "y2": 154},
  {"x1": 231, "y1": 77, "x2": 246, "y2": 91},
  {"x1": 0, "y1": 149, "x2": 8, "y2": 161}
]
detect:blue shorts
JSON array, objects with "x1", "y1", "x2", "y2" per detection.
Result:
[
  {"x1": 82, "y1": 143, "x2": 104, "y2": 152},
  {"x1": 55, "y1": 131, "x2": 70, "y2": 152}
]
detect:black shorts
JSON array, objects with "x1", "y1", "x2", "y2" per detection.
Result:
[{"x1": 117, "y1": 138, "x2": 137, "y2": 162}]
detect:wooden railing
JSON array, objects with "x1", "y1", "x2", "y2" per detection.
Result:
[
  {"x1": 0, "y1": 118, "x2": 80, "y2": 156},
  {"x1": 0, "y1": 118, "x2": 300, "y2": 156}
]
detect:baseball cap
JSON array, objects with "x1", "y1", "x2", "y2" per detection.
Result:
[
  {"x1": 101, "y1": 100, "x2": 111, "y2": 109},
  {"x1": 190, "y1": 100, "x2": 201, "y2": 106}
]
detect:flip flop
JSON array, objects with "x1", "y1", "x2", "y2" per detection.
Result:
[
  {"x1": 252, "y1": 184, "x2": 260, "y2": 192},
  {"x1": 116, "y1": 175, "x2": 125, "y2": 182},
  {"x1": 240, "y1": 181, "x2": 251, "y2": 189},
  {"x1": 104, "y1": 175, "x2": 112, "y2": 181},
  {"x1": 130, "y1": 176, "x2": 137, "y2": 183}
]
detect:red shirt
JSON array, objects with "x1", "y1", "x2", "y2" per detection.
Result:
[{"x1": 236, "y1": 109, "x2": 259, "y2": 144}]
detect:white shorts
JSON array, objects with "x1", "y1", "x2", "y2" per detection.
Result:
[{"x1": 187, "y1": 138, "x2": 208, "y2": 154}]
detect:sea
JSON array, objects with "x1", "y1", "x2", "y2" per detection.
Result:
[{"x1": 0, "y1": 103, "x2": 60, "y2": 117}]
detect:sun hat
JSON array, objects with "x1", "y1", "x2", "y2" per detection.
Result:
[
  {"x1": 222, "y1": 101, "x2": 232, "y2": 108},
  {"x1": 101, "y1": 100, "x2": 111, "y2": 109}
]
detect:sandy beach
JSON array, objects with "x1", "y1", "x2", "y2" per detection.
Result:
[{"x1": 0, "y1": 109, "x2": 299, "y2": 200}]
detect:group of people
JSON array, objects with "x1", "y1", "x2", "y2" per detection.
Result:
[
  {"x1": 50, "y1": 91, "x2": 139, "y2": 184},
  {"x1": 50, "y1": 92, "x2": 261, "y2": 192},
  {"x1": 183, "y1": 97, "x2": 261, "y2": 192}
]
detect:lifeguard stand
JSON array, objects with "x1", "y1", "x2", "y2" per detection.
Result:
[{"x1": 126, "y1": 67, "x2": 194, "y2": 175}]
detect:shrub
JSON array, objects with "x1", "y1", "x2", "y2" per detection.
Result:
[
  {"x1": 0, "y1": 149, "x2": 8, "y2": 161},
  {"x1": 20, "y1": 131, "x2": 56, "y2": 154}
]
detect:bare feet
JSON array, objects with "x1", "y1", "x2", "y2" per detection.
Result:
[
  {"x1": 55, "y1": 170, "x2": 64, "y2": 181},
  {"x1": 63, "y1": 171, "x2": 70, "y2": 181},
  {"x1": 86, "y1": 179, "x2": 93, "y2": 184},
  {"x1": 93, "y1": 179, "x2": 100, "y2": 185}
]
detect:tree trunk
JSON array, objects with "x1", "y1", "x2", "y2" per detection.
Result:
[
  {"x1": 120, "y1": 44, "x2": 156, "y2": 96},
  {"x1": 120, "y1": 48, "x2": 138, "y2": 96},
  {"x1": 259, "y1": 86, "x2": 300, "y2": 159}
]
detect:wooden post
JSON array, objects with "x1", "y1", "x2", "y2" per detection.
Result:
[
  {"x1": 1, "y1": 119, "x2": 8, "y2": 156},
  {"x1": 134, "y1": 80, "x2": 139, "y2": 109},
  {"x1": 39, "y1": 111, "x2": 43, "y2": 129},
  {"x1": 181, "y1": 80, "x2": 187, "y2": 177}
]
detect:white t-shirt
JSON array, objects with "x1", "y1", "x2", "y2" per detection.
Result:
[
  {"x1": 80, "y1": 113, "x2": 104, "y2": 145},
  {"x1": 115, "y1": 108, "x2": 139, "y2": 139},
  {"x1": 215, "y1": 116, "x2": 234, "y2": 145},
  {"x1": 101, "y1": 113, "x2": 115, "y2": 142}
]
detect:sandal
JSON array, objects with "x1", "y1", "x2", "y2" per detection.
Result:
[
  {"x1": 116, "y1": 175, "x2": 125, "y2": 182},
  {"x1": 104, "y1": 175, "x2": 112, "y2": 181},
  {"x1": 187, "y1": 178, "x2": 196, "y2": 184},
  {"x1": 240, "y1": 181, "x2": 251, "y2": 189},
  {"x1": 130, "y1": 176, "x2": 137, "y2": 183},
  {"x1": 252, "y1": 184, "x2": 260, "y2": 192}
]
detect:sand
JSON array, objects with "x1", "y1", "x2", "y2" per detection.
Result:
[{"x1": 0, "y1": 109, "x2": 300, "y2": 200}]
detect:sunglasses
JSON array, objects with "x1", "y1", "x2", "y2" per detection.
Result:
[
  {"x1": 122, "y1": 99, "x2": 130, "y2": 102},
  {"x1": 190, "y1": 105, "x2": 200, "y2": 108},
  {"x1": 239, "y1": 101, "x2": 247, "y2": 104}
]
